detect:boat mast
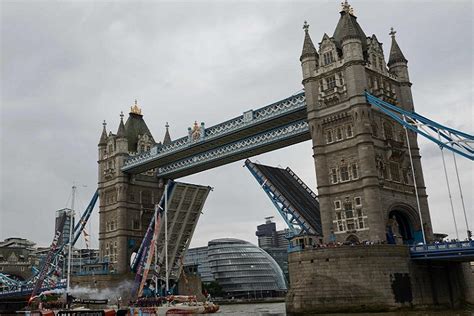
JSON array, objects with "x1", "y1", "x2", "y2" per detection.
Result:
[
  {"x1": 154, "y1": 202, "x2": 158, "y2": 294},
  {"x1": 165, "y1": 182, "x2": 169, "y2": 293},
  {"x1": 67, "y1": 184, "x2": 76, "y2": 293}
]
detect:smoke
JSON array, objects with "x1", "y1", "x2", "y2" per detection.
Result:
[{"x1": 69, "y1": 280, "x2": 134, "y2": 302}]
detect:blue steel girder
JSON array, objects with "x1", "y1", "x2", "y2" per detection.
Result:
[
  {"x1": 122, "y1": 92, "x2": 307, "y2": 174},
  {"x1": 410, "y1": 241, "x2": 474, "y2": 261},
  {"x1": 366, "y1": 92, "x2": 474, "y2": 160},
  {"x1": 245, "y1": 159, "x2": 315, "y2": 235},
  {"x1": 156, "y1": 120, "x2": 310, "y2": 179}
]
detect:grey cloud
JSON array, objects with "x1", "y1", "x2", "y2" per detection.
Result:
[{"x1": 1, "y1": 0, "x2": 472, "y2": 248}]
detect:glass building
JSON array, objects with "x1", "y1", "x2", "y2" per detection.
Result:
[
  {"x1": 207, "y1": 238, "x2": 287, "y2": 298},
  {"x1": 183, "y1": 246, "x2": 214, "y2": 282}
]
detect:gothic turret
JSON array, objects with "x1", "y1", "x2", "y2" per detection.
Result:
[
  {"x1": 124, "y1": 100, "x2": 155, "y2": 153},
  {"x1": 116, "y1": 112, "x2": 126, "y2": 138},
  {"x1": 335, "y1": 1, "x2": 366, "y2": 96},
  {"x1": 300, "y1": 21, "x2": 318, "y2": 80},
  {"x1": 387, "y1": 28, "x2": 409, "y2": 82},
  {"x1": 99, "y1": 120, "x2": 107, "y2": 146},
  {"x1": 163, "y1": 122, "x2": 172, "y2": 146},
  {"x1": 333, "y1": 1, "x2": 367, "y2": 56},
  {"x1": 98, "y1": 120, "x2": 108, "y2": 163},
  {"x1": 116, "y1": 111, "x2": 128, "y2": 153}
]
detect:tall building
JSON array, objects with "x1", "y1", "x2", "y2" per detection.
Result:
[
  {"x1": 300, "y1": 2, "x2": 433, "y2": 244},
  {"x1": 97, "y1": 103, "x2": 167, "y2": 274},
  {"x1": 55, "y1": 208, "x2": 74, "y2": 246},
  {"x1": 255, "y1": 217, "x2": 289, "y2": 249},
  {"x1": 255, "y1": 217, "x2": 289, "y2": 281}
]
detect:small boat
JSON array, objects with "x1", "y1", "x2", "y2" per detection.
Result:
[{"x1": 129, "y1": 295, "x2": 219, "y2": 315}]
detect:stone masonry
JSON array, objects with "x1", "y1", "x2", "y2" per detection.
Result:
[{"x1": 301, "y1": 2, "x2": 433, "y2": 244}]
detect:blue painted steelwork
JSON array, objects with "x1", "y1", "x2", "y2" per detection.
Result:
[
  {"x1": 245, "y1": 159, "x2": 316, "y2": 236},
  {"x1": 157, "y1": 120, "x2": 309, "y2": 178},
  {"x1": 71, "y1": 190, "x2": 99, "y2": 246},
  {"x1": 366, "y1": 92, "x2": 474, "y2": 160},
  {"x1": 0, "y1": 282, "x2": 66, "y2": 299},
  {"x1": 410, "y1": 241, "x2": 474, "y2": 261},
  {"x1": 122, "y1": 92, "x2": 306, "y2": 172}
]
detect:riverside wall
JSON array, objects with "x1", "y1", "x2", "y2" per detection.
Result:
[{"x1": 286, "y1": 245, "x2": 473, "y2": 314}]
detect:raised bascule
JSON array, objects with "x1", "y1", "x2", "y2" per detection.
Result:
[{"x1": 1, "y1": 1, "x2": 473, "y2": 314}]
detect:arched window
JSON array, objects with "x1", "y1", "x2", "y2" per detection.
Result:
[
  {"x1": 326, "y1": 130, "x2": 333, "y2": 143},
  {"x1": 346, "y1": 125, "x2": 353, "y2": 138},
  {"x1": 336, "y1": 127, "x2": 343, "y2": 141},
  {"x1": 383, "y1": 122, "x2": 393, "y2": 140}
]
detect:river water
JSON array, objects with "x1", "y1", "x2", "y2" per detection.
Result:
[{"x1": 217, "y1": 302, "x2": 473, "y2": 315}]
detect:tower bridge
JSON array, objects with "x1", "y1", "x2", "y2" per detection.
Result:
[
  {"x1": 2, "y1": 1, "x2": 472, "y2": 313},
  {"x1": 121, "y1": 92, "x2": 308, "y2": 177},
  {"x1": 92, "y1": 3, "x2": 474, "y2": 312}
]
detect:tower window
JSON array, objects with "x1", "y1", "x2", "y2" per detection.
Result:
[
  {"x1": 340, "y1": 166, "x2": 349, "y2": 182},
  {"x1": 390, "y1": 162, "x2": 400, "y2": 182},
  {"x1": 323, "y1": 51, "x2": 335, "y2": 65},
  {"x1": 346, "y1": 125, "x2": 353, "y2": 138},
  {"x1": 331, "y1": 168, "x2": 338, "y2": 184},
  {"x1": 338, "y1": 72, "x2": 344, "y2": 85},
  {"x1": 334, "y1": 200, "x2": 341, "y2": 210},
  {"x1": 327, "y1": 76, "x2": 336, "y2": 90},
  {"x1": 351, "y1": 163, "x2": 358, "y2": 179},
  {"x1": 383, "y1": 122, "x2": 394, "y2": 140},
  {"x1": 319, "y1": 80, "x2": 324, "y2": 92},
  {"x1": 132, "y1": 218, "x2": 140, "y2": 230},
  {"x1": 336, "y1": 127, "x2": 343, "y2": 141},
  {"x1": 326, "y1": 130, "x2": 333, "y2": 143},
  {"x1": 354, "y1": 197, "x2": 362, "y2": 207}
]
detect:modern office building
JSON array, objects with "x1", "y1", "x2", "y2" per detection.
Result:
[
  {"x1": 183, "y1": 238, "x2": 287, "y2": 298},
  {"x1": 207, "y1": 238, "x2": 287, "y2": 298},
  {"x1": 255, "y1": 217, "x2": 289, "y2": 280},
  {"x1": 183, "y1": 246, "x2": 213, "y2": 283}
]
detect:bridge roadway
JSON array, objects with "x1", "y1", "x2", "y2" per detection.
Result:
[
  {"x1": 288, "y1": 241, "x2": 474, "y2": 262},
  {"x1": 122, "y1": 92, "x2": 310, "y2": 178}
]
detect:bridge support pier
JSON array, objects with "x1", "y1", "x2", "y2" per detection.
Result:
[{"x1": 286, "y1": 245, "x2": 474, "y2": 314}]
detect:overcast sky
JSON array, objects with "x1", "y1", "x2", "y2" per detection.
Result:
[{"x1": 1, "y1": 0, "x2": 472, "y2": 249}]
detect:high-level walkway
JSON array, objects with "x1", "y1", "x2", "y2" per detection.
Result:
[{"x1": 122, "y1": 92, "x2": 309, "y2": 178}]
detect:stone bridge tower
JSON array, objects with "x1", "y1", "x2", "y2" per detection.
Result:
[
  {"x1": 301, "y1": 2, "x2": 433, "y2": 244},
  {"x1": 97, "y1": 102, "x2": 168, "y2": 274}
]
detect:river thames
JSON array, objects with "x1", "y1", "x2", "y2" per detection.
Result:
[{"x1": 217, "y1": 302, "x2": 473, "y2": 315}]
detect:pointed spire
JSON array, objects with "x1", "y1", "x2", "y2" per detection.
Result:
[
  {"x1": 333, "y1": 1, "x2": 367, "y2": 50},
  {"x1": 388, "y1": 27, "x2": 407, "y2": 67},
  {"x1": 99, "y1": 120, "x2": 107, "y2": 145},
  {"x1": 163, "y1": 122, "x2": 172, "y2": 145},
  {"x1": 300, "y1": 21, "x2": 318, "y2": 61},
  {"x1": 341, "y1": 0, "x2": 354, "y2": 16},
  {"x1": 117, "y1": 111, "x2": 126, "y2": 137}
]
